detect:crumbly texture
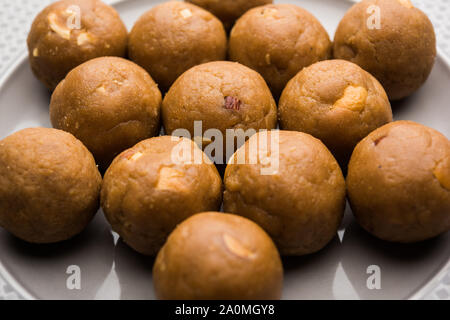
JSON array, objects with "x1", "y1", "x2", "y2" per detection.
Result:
[
  {"x1": 101, "y1": 137, "x2": 223, "y2": 256},
  {"x1": 333, "y1": 0, "x2": 436, "y2": 100},
  {"x1": 228, "y1": 4, "x2": 331, "y2": 99},
  {"x1": 347, "y1": 121, "x2": 450, "y2": 243},
  {"x1": 50, "y1": 57, "x2": 162, "y2": 170},
  {"x1": 27, "y1": 0, "x2": 128, "y2": 91},
  {"x1": 162, "y1": 61, "x2": 277, "y2": 160},
  {"x1": 223, "y1": 131, "x2": 346, "y2": 255},
  {"x1": 279, "y1": 59, "x2": 393, "y2": 167},
  {"x1": 0, "y1": 128, "x2": 102, "y2": 243},
  {"x1": 185, "y1": 0, "x2": 273, "y2": 31},
  {"x1": 128, "y1": 1, "x2": 227, "y2": 92},
  {"x1": 153, "y1": 212, "x2": 283, "y2": 300}
]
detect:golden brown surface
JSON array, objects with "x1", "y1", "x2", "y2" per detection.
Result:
[
  {"x1": 279, "y1": 59, "x2": 393, "y2": 167},
  {"x1": 333, "y1": 0, "x2": 436, "y2": 100},
  {"x1": 186, "y1": 0, "x2": 273, "y2": 31},
  {"x1": 347, "y1": 121, "x2": 450, "y2": 243},
  {"x1": 50, "y1": 57, "x2": 162, "y2": 170},
  {"x1": 224, "y1": 130, "x2": 346, "y2": 255},
  {"x1": 229, "y1": 4, "x2": 331, "y2": 98},
  {"x1": 27, "y1": 0, "x2": 128, "y2": 90},
  {"x1": 0, "y1": 128, "x2": 102, "y2": 243},
  {"x1": 153, "y1": 212, "x2": 283, "y2": 300},
  {"x1": 162, "y1": 61, "x2": 277, "y2": 159},
  {"x1": 128, "y1": 1, "x2": 227, "y2": 92},
  {"x1": 101, "y1": 136, "x2": 223, "y2": 255}
]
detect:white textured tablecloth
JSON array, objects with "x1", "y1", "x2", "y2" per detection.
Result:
[
  {"x1": 1, "y1": 0, "x2": 450, "y2": 74},
  {"x1": 0, "y1": 0, "x2": 449, "y2": 300}
]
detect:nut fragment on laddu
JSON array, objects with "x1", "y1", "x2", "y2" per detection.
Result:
[
  {"x1": 48, "y1": 12, "x2": 72, "y2": 40},
  {"x1": 130, "y1": 152, "x2": 143, "y2": 161},
  {"x1": 180, "y1": 8, "x2": 192, "y2": 18},
  {"x1": 265, "y1": 53, "x2": 271, "y2": 65},
  {"x1": 333, "y1": 85, "x2": 368, "y2": 112},
  {"x1": 32, "y1": 48, "x2": 39, "y2": 57},
  {"x1": 77, "y1": 32, "x2": 95, "y2": 46},
  {"x1": 96, "y1": 86, "x2": 106, "y2": 93},
  {"x1": 122, "y1": 149, "x2": 137, "y2": 160},
  {"x1": 156, "y1": 167, "x2": 186, "y2": 191},
  {"x1": 223, "y1": 234, "x2": 256, "y2": 259},
  {"x1": 224, "y1": 96, "x2": 241, "y2": 111},
  {"x1": 122, "y1": 150, "x2": 143, "y2": 161}
]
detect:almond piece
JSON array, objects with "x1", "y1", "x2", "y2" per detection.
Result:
[
  {"x1": 130, "y1": 152, "x2": 143, "y2": 161},
  {"x1": 96, "y1": 86, "x2": 106, "y2": 94},
  {"x1": 48, "y1": 12, "x2": 71, "y2": 40},
  {"x1": 265, "y1": 53, "x2": 271, "y2": 65},
  {"x1": 77, "y1": 32, "x2": 95, "y2": 46},
  {"x1": 180, "y1": 8, "x2": 192, "y2": 18},
  {"x1": 156, "y1": 167, "x2": 186, "y2": 191},
  {"x1": 333, "y1": 85, "x2": 368, "y2": 112},
  {"x1": 223, "y1": 234, "x2": 256, "y2": 259}
]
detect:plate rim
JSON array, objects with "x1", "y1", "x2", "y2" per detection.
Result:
[{"x1": 0, "y1": 0, "x2": 449, "y2": 300}]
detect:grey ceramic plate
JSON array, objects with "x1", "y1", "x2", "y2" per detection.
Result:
[{"x1": 0, "y1": 0, "x2": 449, "y2": 300}]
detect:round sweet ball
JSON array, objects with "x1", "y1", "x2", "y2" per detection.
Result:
[
  {"x1": 101, "y1": 136, "x2": 223, "y2": 255},
  {"x1": 162, "y1": 61, "x2": 277, "y2": 157},
  {"x1": 223, "y1": 130, "x2": 346, "y2": 255},
  {"x1": 27, "y1": 0, "x2": 128, "y2": 91},
  {"x1": 279, "y1": 60, "x2": 393, "y2": 166},
  {"x1": 333, "y1": 0, "x2": 436, "y2": 100},
  {"x1": 0, "y1": 128, "x2": 102, "y2": 243},
  {"x1": 185, "y1": 0, "x2": 273, "y2": 31},
  {"x1": 128, "y1": 1, "x2": 227, "y2": 92},
  {"x1": 229, "y1": 4, "x2": 332, "y2": 98},
  {"x1": 50, "y1": 57, "x2": 162, "y2": 170},
  {"x1": 153, "y1": 212, "x2": 283, "y2": 300},
  {"x1": 347, "y1": 121, "x2": 450, "y2": 243}
]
